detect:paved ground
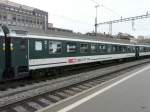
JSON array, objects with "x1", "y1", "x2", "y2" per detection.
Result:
[{"x1": 39, "y1": 64, "x2": 150, "y2": 112}]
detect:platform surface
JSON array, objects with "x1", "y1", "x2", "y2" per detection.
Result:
[{"x1": 38, "y1": 64, "x2": 150, "y2": 112}]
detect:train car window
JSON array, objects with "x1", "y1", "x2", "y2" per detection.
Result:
[
  {"x1": 116, "y1": 45, "x2": 120, "y2": 52},
  {"x1": 107, "y1": 45, "x2": 112, "y2": 53},
  {"x1": 144, "y1": 47, "x2": 146, "y2": 52},
  {"x1": 121, "y1": 46, "x2": 126, "y2": 53},
  {"x1": 80, "y1": 43, "x2": 88, "y2": 53},
  {"x1": 49, "y1": 41, "x2": 62, "y2": 54},
  {"x1": 148, "y1": 47, "x2": 150, "y2": 52},
  {"x1": 130, "y1": 46, "x2": 133, "y2": 52},
  {"x1": 145, "y1": 47, "x2": 149, "y2": 52},
  {"x1": 20, "y1": 40, "x2": 26, "y2": 50},
  {"x1": 146, "y1": 47, "x2": 148, "y2": 52},
  {"x1": 112, "y1": 45, "x2": 116, "y2": 52},
  {"x1": 132, "y1": 46, "x2": 135, "y2": 52},
  {"x1": 35, "y1": 41, "x2": 43, "y2": 51},
  {"x1": 66, "y1": 43, "x2": 77, "y2": 53},
  {"x1": 143, "y1": 47, "x2": 146, "y2": 52},
  {"x1": 127, "y1": 46, "x2": 131, "y2": 52},
  {"x1": 123, "y1": 47, "x2": 126, "y2": 52},
  {"x1": 130, "y1": 47, "x2": 132, "y2": 52},
  {"x1": 99, "y1": 44, "x2": 106, "y2": 53},
  {"x1": 139, "y1": 47, "x2": 144, "y2": 52},
  {"x1": 91, "y1": 44, "x2": 97, "y2": 53},
  {"x1": 117, "y1": 45, "x2": 122, "y2": 52}
]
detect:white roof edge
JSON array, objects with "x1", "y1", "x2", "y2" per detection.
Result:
[
  {"x1": 27, "y1": 34, "x2": 137, "y2": 46},
  {"x1": 28, "y1": 35, "x2": 150, "y2": 47},
  {"x1": 9, "y1": 33, "x2": 150, "y2": 47}
]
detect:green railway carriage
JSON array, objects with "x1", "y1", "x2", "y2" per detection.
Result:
[
  {"x1": 0, "y1": 25, "x2": 150, "y2": 81},
  {"x1": 28, "y1": 36, "x2": 137, "y2": 70}
]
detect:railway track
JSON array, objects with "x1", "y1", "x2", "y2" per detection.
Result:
[
  {"x1": 0, "y1": 58, "x2": 150, "y2": 112},
  {"x1": 0, "y1": 61, "x2": 115, "y2": 91}
]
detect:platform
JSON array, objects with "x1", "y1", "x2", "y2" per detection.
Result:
[{"x1": 38, "y1": 64, "x2": 150, "y2": 112}]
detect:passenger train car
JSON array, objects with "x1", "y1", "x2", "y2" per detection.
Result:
[{"x1": 0, "y1": 25, "x2": 150, "y2": 81}]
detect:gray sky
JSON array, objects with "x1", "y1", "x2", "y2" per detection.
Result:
[{"x1": 10, "y1": 0, "x2": 150, "y2": 37}]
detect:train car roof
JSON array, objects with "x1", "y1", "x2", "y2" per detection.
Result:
[{"x1": 5, "y1": 26, "x2": 150, "y2": 47}]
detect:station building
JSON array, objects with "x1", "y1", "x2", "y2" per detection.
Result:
[{"x1": 0, "y1": 0, "x2": 48, "y2": 31}]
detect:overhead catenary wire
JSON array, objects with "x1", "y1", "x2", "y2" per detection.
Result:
[
  {"x1": 90, "y1": 0, "x2": 121, "y2": 17},
  {"x1": 90, "y1": 0, "x2": 122, "y2": 34},
  {"x1": 49, "y1": 12, "x2": 93, "y2": 26},
  {"x1": 90, "y1": 0, "x2": 100, "y2": 5},
  {"x1": 101, "y1": 4, "x2": 121, "y2": 17}
]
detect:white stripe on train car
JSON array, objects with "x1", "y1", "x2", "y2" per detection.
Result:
[
  {"x1": 139, "y1": 52, "x2": 150, "y2": 56},
  {"x1": 29, "y1": 53, "x2": 135, "y2": 70}
]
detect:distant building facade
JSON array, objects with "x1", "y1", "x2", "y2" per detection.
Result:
[{"x1": 0, "y1": 0, "x2": 48, "y2": 30}]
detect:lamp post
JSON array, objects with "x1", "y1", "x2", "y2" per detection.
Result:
[{"x1": 95, "y1": 5, "x2": 99, "y2": 35}]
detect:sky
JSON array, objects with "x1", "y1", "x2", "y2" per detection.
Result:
[{"x1": 9, "y1": 0, "x2": 150, "y2": 37}]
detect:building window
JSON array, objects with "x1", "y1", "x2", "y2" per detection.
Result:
[
  {"x1": 3, "y1": 15, "x2": 7, "y2": 20},
  {"x1": 30, "y1": 19, "x2": 32, "y2": 23},
  {"x1": 0, "y1": 14, "x2": 1, "y2": 20},
  {"x1": 49, "y1": 41, "x2": 62, "y2": 54},
  {"x1": 17, "y1": 15, "x2": 21, "y2": 22},
  {"x1": 80, "y1": 43, "x2": 88, "y2": 53},
  {"x1": 12, "y1": 14, "x2": 16, "y2": 21},
  {"x1": 37, "y1": 19, "x2": 40, "y2": 25},
  {"x1": 66, "y1": 43, "x2": 77, "y2": 53},
  {"x1": 21, "y1": 16, "x2": 25, "y2": 22},
  {"x1": 35, "y1": 41, "x2": 43, "y2": 51},
  {"x1": 26, "y1": 17, "x2": 29, "y2": 23}
]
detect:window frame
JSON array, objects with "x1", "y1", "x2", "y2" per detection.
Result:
[
  {"x1": 48, "y1": 41, "x2": 62, "y2": 54},
  {"x1": 107, "y1": 44, "x2": 112, "y2": 53},
  {"x1": 99, "y1": 44, "x2": 107, "y2": 53},
  {"x1": 80, "y1": 43, "x2": 88, "y2": 53},
  {"x1": 66, "y1": 42, "x2": 77, "y2": 53},
  {"x1": 91, "y1": 43, "x2": 97, "y2": 53},
  {"x1": 35, "y1": 40, "x2": 43, "y2": 51}
]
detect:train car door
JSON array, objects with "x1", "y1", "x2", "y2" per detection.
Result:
[
  {"x1": 11, "y1": 37, "x2": 29, "y2": 78},
  {"x1": 1, "y1": 25, "x2": 14, "y2": 79},
  {"x1": 136, "y1": 46, "x2": 139, "y2": 58}
]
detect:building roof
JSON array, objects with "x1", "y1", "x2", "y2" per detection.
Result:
[
  {"x1": 0, "y1": 0, "x2": 35, "y2": 11},
  {"x1": 0, "y1": 0, "x2": 48, "y2": 14}
]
